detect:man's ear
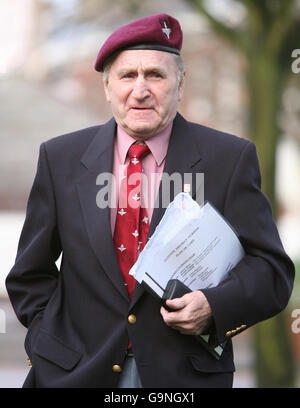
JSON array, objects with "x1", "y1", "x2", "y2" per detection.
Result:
[
  {"x1": 103, "y1": 78, "x2": 111, "y2": 103},
  {"x1": 178, "y1": 70, "x2": 186, "y2": 102}
]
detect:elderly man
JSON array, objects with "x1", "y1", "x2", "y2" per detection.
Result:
[{"x1": 6, "y1": 14, "x2": 294, "y2": 388}]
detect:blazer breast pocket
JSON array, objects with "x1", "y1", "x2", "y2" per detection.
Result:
[{"x1": 32, "y1": 328, "x2": 82, "y2": 371}]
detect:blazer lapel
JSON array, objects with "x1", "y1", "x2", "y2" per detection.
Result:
[
  {"x1": 130, "y1": 113, "x2": 205, "y2": 309},
  {"x1": 76, "y1": 118, "x2": 129, "y2": 301},
  {"x1": 148, "y1": 113, "x2": 204, "y2": 237}
]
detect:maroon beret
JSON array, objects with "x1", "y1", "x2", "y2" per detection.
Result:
[{"x1": 95, "y1": 13, "x2": 183, "y2": 72}]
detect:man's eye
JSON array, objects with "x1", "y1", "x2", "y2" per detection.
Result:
[
  {"x1": 122, "y1": 73, "x2": 135, "y2": 79},
  {"x1": 149, "y1": 72, "x2": 162, "y2": 78}
]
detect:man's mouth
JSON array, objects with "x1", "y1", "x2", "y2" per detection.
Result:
[{"x1": 130, "y1": 107, "x2": 153, "y2": 110}]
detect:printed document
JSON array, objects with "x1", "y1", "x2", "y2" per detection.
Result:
[{"x1": 130, "y1": 193, "x2": 244, "y2": 298}]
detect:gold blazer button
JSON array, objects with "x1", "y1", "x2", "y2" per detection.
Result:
[
  {"x1": 112, "y1": 365, "x2": 122, "y2": 373},
  {"x1": 128, "y1": 314, "x2": 137, "y2": 324}
]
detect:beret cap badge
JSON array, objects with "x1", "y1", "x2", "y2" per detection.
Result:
[{"x1": 162, "y1": 21, "x2": 172, "y2": 39}]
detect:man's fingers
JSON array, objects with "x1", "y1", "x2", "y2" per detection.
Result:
[
  {"x1": 160, "y1": 305, "x2": 189, "y2": 326},
  {"x1": 160, "y1": 306, "x2": 180, "y2": 326},
  {"x1": 160, "y1": 291, "x2": 213, "y2": 336},
  {"x1": 160, "y1": 306, "x2": 205, "y2": 335},
  {"x1": 165, "y1": 294, "x2": 189, "y2": 310},
  {"x1": 160, "y1": 306, "x2": 181, "y2": 323}
]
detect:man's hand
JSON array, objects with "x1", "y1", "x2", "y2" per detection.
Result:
[{"x1": 160, "y1": 291, "x2": 212, "y2": 336}]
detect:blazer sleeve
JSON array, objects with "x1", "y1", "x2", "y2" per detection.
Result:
[
  {"x1": 6, "y1": 142, "x2": 61, "y2": 328},
  {"x1": 202, "y1": 141, "x2": 295, "y2": 344}
]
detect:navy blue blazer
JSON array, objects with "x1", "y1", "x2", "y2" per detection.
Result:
[{"x1": 6, "y1": 113, "x2": 294, "y2": 388}]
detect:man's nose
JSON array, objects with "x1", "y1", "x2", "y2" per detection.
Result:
[{"x1": 131, "y1": 77, "x2": 150, "y2": 100}]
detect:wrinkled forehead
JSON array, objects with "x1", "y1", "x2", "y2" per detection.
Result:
[{"x1": 109, "y1": 49, "x2": 178, "y2": 74}]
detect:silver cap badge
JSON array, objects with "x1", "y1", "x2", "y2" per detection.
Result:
[{"x1": 162, "y1": 21, "x2": 172, "y2": 39}]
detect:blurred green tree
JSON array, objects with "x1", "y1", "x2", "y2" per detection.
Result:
[{"x1": 185, "y1": 0, "x2": 299, "y2": 387}]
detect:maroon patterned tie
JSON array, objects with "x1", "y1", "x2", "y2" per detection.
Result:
[{"x1": 113, "y1": 143, "x2": 150, "y2": 299}]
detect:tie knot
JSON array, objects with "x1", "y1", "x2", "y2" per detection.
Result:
[{"x1": 128, "y1": 143, "x2": 150, "y2": 161}]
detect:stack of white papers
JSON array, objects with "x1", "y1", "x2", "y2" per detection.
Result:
[{"x1": 130, "y1": 193, "x2": 244, "y2": 298}]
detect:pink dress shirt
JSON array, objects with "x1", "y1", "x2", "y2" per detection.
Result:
[{"x1": 110, "y1": 122, "x2": 173, "y2": 235}]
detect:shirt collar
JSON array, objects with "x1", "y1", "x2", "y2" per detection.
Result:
[{"x1": 116, "y1": 122, "x2": 173, "y2": 166}]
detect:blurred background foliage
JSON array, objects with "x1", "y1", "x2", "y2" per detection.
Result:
[
  {"x1": 185, "y1": 0, "x2": 300, "y2": 388},
  {"x1": 0, "y1": 0, "x2": 299, "y2": 388}
]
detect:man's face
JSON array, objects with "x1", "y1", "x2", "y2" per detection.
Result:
[{"x1": 103, "y1": 50, "x2": 185, "y2": 140}]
